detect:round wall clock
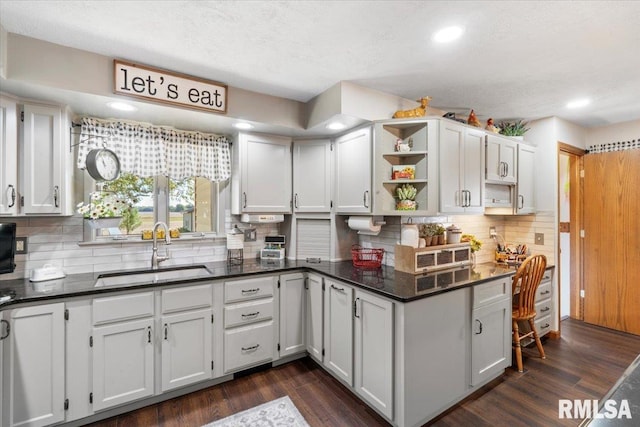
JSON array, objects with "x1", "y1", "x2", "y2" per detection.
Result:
[{"x1": 85, "y1": 148, "x2": 121, "y2": 181}]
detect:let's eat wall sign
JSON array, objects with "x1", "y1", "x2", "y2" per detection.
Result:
[{"x1": 113, "y1": 60, "x2": 228, "y2": 114}]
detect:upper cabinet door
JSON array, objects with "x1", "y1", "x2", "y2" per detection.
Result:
[
  {"x1": 516, "y1": 144, "x2": 536, "y2": 214},
  {"x1": 335, "y1": 127, "x2": 372, "y2": 213},
  {"x1": 0, "y1": 96, "x2": 18, "y2": 215},
  {"x1": 233, "y1": 133, "x2": 292, "y2": 214},
  {"x1": 293, "y1": 139, "x2": 332, "y2": 212},
  {"x1": 485, "y1": 134, "x2": 517, "y2": 184},
  {"x1": 22, "y1": 104, "x2": 63, "y2": 214},
  {"x1": 438, "y1": 122, "x2": 485, "y2": 214}
]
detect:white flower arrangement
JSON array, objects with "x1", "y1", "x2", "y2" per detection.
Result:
[{"x1": 76, "y1": 192, "x2": 129, "y2": 219}]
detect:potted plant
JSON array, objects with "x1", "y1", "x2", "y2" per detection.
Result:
[
  {"x1": 497, "y1": 119, "x2": 530, "y2": 139},
  {"x1": 461, "y1": 234, "x2": 482, "y2": 265},
  {"x1": 396, "y1": 184, "x2": 418, "y2": 210},
  {"x1": 77, "y1": 191, "x2": 129, "y2": 229},
  {"x1": 419, "y1": 223, "x2": 435, "y2": 246},
  {"x1": 434, "y1": 224, "x2": 446, "y2": 245}
]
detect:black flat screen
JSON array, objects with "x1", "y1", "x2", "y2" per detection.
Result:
[{"x1": 0, "y1": 223, "x2": 17, "y2": 274}]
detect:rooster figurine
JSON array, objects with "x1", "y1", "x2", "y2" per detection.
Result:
[
  {"x1": 485, "y1": 118, "x2": 499, "y2": 133},
  {"x1": 467, "y1": 109, "x2": 481, "y2": 127}
]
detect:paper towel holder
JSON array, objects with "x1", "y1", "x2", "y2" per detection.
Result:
[{"x1": 344, "y1": 216, "x2": 386, "y2": 226}]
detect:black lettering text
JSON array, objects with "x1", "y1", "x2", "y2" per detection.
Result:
[
  {"x1": 167, "y1": 84, "x2": 178, "y2": 100},
  {"x1": 146, "y1": 76, "x2": 157, "y2": 95},
  {"x1": 131, "y1": 77, "x2": 146, "y2": 93},
  {"x1": 119, "y1": 68, "x2": 131, "y2": 91},
  {"x1": 213, "y1": 90, "x2": 223, "y2": 108},
  {"x1": 188, "y1": 88, "x2": 200, "y2": 103}
]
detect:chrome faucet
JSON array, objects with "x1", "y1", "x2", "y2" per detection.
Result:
[{"x1": 151, "y1": 221, "x2": 171, "y2": 269}]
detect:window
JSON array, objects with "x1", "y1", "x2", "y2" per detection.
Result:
[{"x1": 86, "y1": 173, "x2": 223, "y2": 240}]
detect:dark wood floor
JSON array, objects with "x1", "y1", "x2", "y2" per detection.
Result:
[{"x1": 87, "y1": 318, "x2": 640, "y2": 427}]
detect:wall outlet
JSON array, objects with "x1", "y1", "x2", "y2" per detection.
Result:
[
  {"x1": 243, "y1": 228, "x2": 257, "y2": 242},
  {"x1": 489, "y1": 227, "x2": 497, "y2": 238},
  {"x1": 15, "y1": 237, "x2": 28, "y2": 254},
  {"x1": 535, "y1": 233, "x2": 544, "y2": 245}
]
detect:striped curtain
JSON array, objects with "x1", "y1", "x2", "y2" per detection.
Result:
[{"x1": 76, "y1": 117, "x2": 231, "y2": 181}]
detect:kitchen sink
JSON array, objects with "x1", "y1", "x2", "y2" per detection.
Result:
[{"x1": 94, "y1": 266, "x2": 211, "y2": 287}]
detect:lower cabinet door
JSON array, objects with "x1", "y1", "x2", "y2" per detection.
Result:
[
  {"x1": 161, "y1": 309, "x2": 213, "y2": 392},
  {"x1": 471, "y1": 297, "x2": 511, "y2": 386},
  {"x1": 354, "y1": 290, "x2": 394, "y2": 420},
  {"x1": 224, "y1": 321, "x2": 274, "y2": 373},
  {"x1": 306, "y1": 273, "x2": 324, "y2": 362},
  {"x1": 279, "y1": 273, "x2": 306, "y2": 357},
  {"x1": 4, "y1": 303, "x2": 65, "y2": 427},
  {"x1": 92, "y1": 318, "x2": 155, "y2": 411},
  {"x1": 323, "y1": 280, "x2": 354, "y2": 385}
]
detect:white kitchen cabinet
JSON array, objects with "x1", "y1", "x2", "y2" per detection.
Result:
[
  {"x1": 354, "y1": 289, "x2": 393, "y2": 420},
  {"x1": 485, "y1": 134, "x2": 517, "y2": 184},
  {"x1": 21, "y1": 103, "x2": 73, "y2": 215},
  {"x1": 306, "y1": 273, "x2": 324, "y2": 362},
  {"x1": 372, "y1": 119, "x2": 439, "y2": 216},
  {"x1": 223, "y1": 275, "x2": 277, "y2": 373},
  {"x1": 335, "y1": 127, "x2": 372, "y2": 213},
  {"x1": 516, "y1": 143, "x2": 536, "y2": 214},
  {"x1": 231, "y1": 132, "x2": 292, "y2": 214},
  {"x1": 0, "y1": 95, "x2": 18, "y2": 215},
  {"x1": 161, "y1": 309, "x2": 213, "y2": 392},
  {"x1": 439, "y1": 121, "x2": 485, "y2": 214},
  {"x1": 92, "y1": 292, "x2": 155, "y2": 411},
  {"x1": 323, "y1": 278, "x2": 354, "y2": 385},
  {"x1": 471, "y1": 277, "x2": 512, "y2": 386},
  {"x1": 92, "y1": 318, "x2": 155, "y2": 411},
  {"x1": 279, "y1": 273, "x2": 306, "y2": 357},
  {"x1": 3, "y1": 303, "x2": 65, "y2": 427},
  {"x1": 293, "y1": 139, "x2": 332, "y2": 212}
]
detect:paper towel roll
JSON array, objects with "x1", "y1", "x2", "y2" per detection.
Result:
[{"x1": 347, "y1": 216, "x2": 381, "y2": 236}]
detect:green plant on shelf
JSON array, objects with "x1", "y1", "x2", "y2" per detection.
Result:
[
  {"x1": 498, "y1": 119, "x2": 530, "y2": 136},
  {"x1": 396, "y1": 184, "x2": 418, "y2": 210}
]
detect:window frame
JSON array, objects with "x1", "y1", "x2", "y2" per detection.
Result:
[{"x1": 81, "y1": 173, "x2": 227, "y2": 243}]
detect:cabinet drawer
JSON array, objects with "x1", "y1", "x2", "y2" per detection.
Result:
[
  {"x1": 535, "y1": 315, "x2": 552, "y2": 337},
  {"x1": 224, "y1": 321, "x2": 274, "y2": 372},
  {"x1": 224, "y1": 298, "x2": 274, "y2": 328},
  {"x1": 473, "y1": 277, "x2": 511, "y2": 307},
  {"x1": 224, "y1": 276, "x2": 274, "y2": 303},
  {"x1": 93, "y1": 292, "x2": 154, "y2": 325},
  {"x1": 161, "y1": 283, "x2": 212, "y2": 314},
  {"x1": 535, "y1": 299, "x2": 552, "y2": 317},
  {"x1": 536, "y1": 282, "x2": 552, "y2": 301}
]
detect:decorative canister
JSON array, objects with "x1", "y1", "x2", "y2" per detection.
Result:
[{"x1": 446, "y1": 224, "x2": 462, "y2": 244}]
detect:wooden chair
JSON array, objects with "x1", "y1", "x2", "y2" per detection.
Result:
[{"x1": 512, "y1": 254, "x2": 547, "y2": 372}]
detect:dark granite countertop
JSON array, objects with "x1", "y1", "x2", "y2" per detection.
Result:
[{"x1": 0, "y1": 259, "x2": 529, "y2": 308}]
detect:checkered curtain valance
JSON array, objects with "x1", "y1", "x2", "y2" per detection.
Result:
[{"x1": 76, "y1": 117, "x2": 231, "y2": 181}]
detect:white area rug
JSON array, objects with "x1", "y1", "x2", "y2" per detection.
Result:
[{"x1": 204, "y1": 396, "x2": 309, "y2": 427}]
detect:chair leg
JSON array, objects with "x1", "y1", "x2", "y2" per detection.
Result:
[
  {"x1": 529, "y1": 318, "x2": 546, "y2": 359},
  {"x1": 512, "y1": 320, "x2": 524, "y2": 372}
]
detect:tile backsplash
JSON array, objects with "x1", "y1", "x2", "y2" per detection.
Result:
[{"x1": 0, "y1": 211, "x2": 278, "y2": 281}]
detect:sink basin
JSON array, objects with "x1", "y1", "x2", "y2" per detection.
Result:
[{"x1": 95, "y1": 266, "x2": 211, "y2": 287}]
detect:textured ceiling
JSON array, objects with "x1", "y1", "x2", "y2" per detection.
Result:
[{"x1": 1, "y1": 0, "x2": 639, "y2": 129}]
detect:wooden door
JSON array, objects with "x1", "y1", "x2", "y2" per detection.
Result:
[{"x1": 583, "y1": 149, "x2": 640, "y2": 334}]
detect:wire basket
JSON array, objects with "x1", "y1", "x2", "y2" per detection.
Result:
[{"x1": 351, "y1": 245, "x2": 384, "y2": 268}]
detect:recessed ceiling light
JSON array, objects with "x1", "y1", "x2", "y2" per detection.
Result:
[
  {"x1": 107, "y1": 101, "x2": 137, "y2": 112},
  {"x1": 433, "y1": 26, "x2": 464, "y2": 43},
  {"x1": 326, "y1": 122, "x2": 346, "y2": 130},
  {"x1": 233, "y1": 122, "x2": 254, "y2": 130},
  {"x1": 566, "y1": 98, "x2": 591, "y2": 109}
]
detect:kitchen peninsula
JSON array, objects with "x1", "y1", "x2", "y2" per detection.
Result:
[{"x1": 0, "y1": 258, "x2": 541, "y2": 427}]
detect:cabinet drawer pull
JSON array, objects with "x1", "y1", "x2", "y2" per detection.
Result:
[
  {"x1": 330, "y1": 284, "x2": 345, "y2": 292},
  {"x1": 475, "y1": 319, "x2": 483, "y2": 334},
  {"x1": 540, "y1": 290, "x2": 551, "y2": 295},
  {"x1": 363, "y1": 190, "x2": 369, "y2": 208},
  {"x1": 241, "y1": 288, "x2": 260, "y2": 294},
  {"x1": 54, "y1": 185, "x2": 60, "y2": 208},
  {"x1": 541, "y1": 323, "x2": 550, "y2": 329},
  {"x1": 7, "y1": 185, "x2": 16, "y2": 208},
  {"x1": 164, "y1": 323, "x2": 168, "y2": 340},
  {"x1": 147, "y1": 326, "x2": 152, "y2": 343},
  {"x1": 241, "y1": 311, "x2": 260, "y2": 318},
  {"x1": 540, "y1": 307, "x2": 550, "y2": 313},
  {"x1": 243, "y1": 192, "x2": 247, "y2": 208},
  {"x1": 241, "y1": 344, "x2": 260, "y2": 352},
  {"x1": 354, "y1": 297, "x2": 360, "y2": 318},
  {"x1": 294, "y1": 193, "x2": 299, "y2": 209},
  {"x1": 0, "y1": 319, "x2": 10, "y2": 340},
  {"x1": 518, "y1": 194, "x2": 525, "y2": 209}
]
